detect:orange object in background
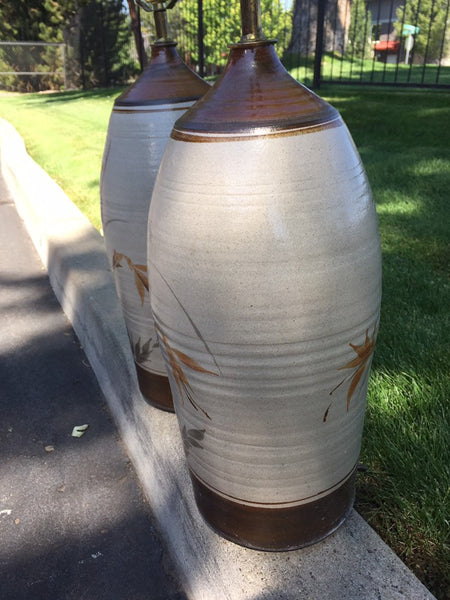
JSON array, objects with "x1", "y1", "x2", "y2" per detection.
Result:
[{"x1": 374, "y1": 40, "x2": 401, "y2": 53}]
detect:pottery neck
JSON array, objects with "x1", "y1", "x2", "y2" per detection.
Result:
[
  {"x1": 152, "y1": 7, "x2": 171, "y2": 43},
  {"x1": 239, "y1": 0, "x2": 265, "y2": 43}
]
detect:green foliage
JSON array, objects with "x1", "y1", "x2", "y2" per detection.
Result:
[
  {"x1": 78, "y1": 1, "x2": 137, "y2": 87},
  {"x1": 396, "y1": 0, "x2": 450, "y2": 61},
  {"x1": 348, "y1": 0, "x2": 372, "y2": 60},
  {"x1": 0, "y1": 0, "x2": 71, "y2": 91},
  {"x1": 201, "y1": 0, "x2": 241, "y2": 67},
  {"x1": 0, "y1": 43, "x2": 67, "y2": 93},
  {"x1": 40, "y1": 0, "x2": 80, "y2": 43},
  {"x1": 262, "y1": 0, "x2": 293, "y2": 55},
  {"x1": 142, "y1": 0, "x2": 292, "y2": 73},
  {"x1": 0, "y1": 1, "x2": 49, "y2": 40},
  {"x1": 0, "y1": 1, "x2": 137, "y2": 91}
]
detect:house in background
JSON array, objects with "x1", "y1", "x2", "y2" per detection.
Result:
[
  {"x1": 287, "y1": 0, "x2": 449, "y2": 66},
  {"x1": 367, "y1": 0, "x2": 403, "y2": 62},
  {"x1": 288, "y1": 0, "x2": 404, "y2": 59}
]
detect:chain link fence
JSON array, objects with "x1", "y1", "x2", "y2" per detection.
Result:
[{"x1": 0, "y1": 42, "x2": 67, "y2": 92}]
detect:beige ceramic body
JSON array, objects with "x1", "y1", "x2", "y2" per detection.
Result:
[
  {"x1": 100, "y1": 42, "x2": 208, "y2": 411},
  {"x1": 101, "y1": 102, "x2": 193, "y2": 380},
  {"x1": 148, "y1": 121, "x2": 381, "y2": 512}
]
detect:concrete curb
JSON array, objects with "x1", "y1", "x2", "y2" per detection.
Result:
[{"x1": 0, "y1": 117, "x2": 435, "y2": 600}]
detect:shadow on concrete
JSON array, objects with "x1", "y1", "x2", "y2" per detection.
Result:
[
  {"x1": 0, "y1": 290, "x2": 186, "y2": 600},
  {"x1": 0, "y1": 202, "x2": 185, "y2": 600},
  {"x1": 1, "y1": 512, "x2": 185, "y2": 600}
]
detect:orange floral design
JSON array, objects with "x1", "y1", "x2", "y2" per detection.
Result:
[
  {"x1": 112, "y1": 250, "x2": 149, "y2": 305},
  {"x1": 324, "y1": 324, "x2": 377, "y2": 422},
  {"x1": 159, "y1": 332, "x2": 217, "y2": 420}
]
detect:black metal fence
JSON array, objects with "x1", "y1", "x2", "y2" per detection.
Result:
[
  {"x1": 3, "y1": 0, "x2": 448, "y2": 91},
  {"x1": 150, "y1": 0, "x2": 450, "y2": 88}
]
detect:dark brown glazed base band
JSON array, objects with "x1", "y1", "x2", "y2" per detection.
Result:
[
  {"x1": 135, "y1": 363, "x2": 174, "y2": 412},
  {"x1": 190, "y1": 468, "x2": 357, "y2": 551}
]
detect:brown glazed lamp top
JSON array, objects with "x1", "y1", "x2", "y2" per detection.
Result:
[
  {"x1": 173, "y1": 41, "x2": 338, "y2": 138},
  {"x1": 174, "y1": 0, "x2": 338, "y2": 138},
  {"x1": 115, "y1": 42, "x2": 209, "y2": 107}
]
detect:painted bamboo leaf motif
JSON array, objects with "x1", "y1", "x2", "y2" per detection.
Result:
[
  {"x1": 132, "y1": 337, "x2": 159, "y2": 364},
  {"x1": 159, "y1": 331, "x2": 217, "y2": 420},
  {"x1": 324, "y1": 324, "x2": 377, "y2": 422},
  {"x1": 171, "y1": 347, "x2": 217, "y2": 374},
  {"x1": 128, "y1": 261, "x2": 149, "y2": 306},
  {"x1": 112, "y1": 249, "x2": 124, "y2": 269},
  {"x1": 112, "y1": 250, "x2": 149, "y2": 305},
  {"x1": 181, "y1": 425, "x2": 205, "y2": 455}
]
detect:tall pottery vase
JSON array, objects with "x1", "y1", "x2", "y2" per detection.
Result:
[
  {"x1": 147, "y1": 1, "x2": 382, "y2": 548},
  {"x1": 100, "y1": 8, "x2": 209, "y2": 412}
]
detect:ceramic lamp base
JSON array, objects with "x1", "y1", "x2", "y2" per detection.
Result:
[
  {"x1": 190, "y1": 468, "x2": 357, "y2": 551},
  {"x1": 135, "y1": 363, "x2": 174, "y2": 412}
]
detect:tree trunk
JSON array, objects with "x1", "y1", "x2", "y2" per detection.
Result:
[
  {"x1": 127, "y1": 0, "x2": 147, "y2": 69},
  {"x1": 288, "y1": 0, "x2": 350, "y2": 56}
]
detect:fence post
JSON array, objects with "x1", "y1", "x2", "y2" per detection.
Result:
[
  {"x1": 79, "y1": 15, "x2": 86, "y2": 89},
  {"x1": 313, "y1": 0, "x2": 326, "y2": 89},
  {"x1": 62, "y1": 43, "x2": 68, "y2": 89},
  {"x1": 197, "y1": 0, "x2": 205, "y2": 77}
]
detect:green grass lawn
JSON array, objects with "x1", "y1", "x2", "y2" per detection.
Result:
[
  {"x1": 0, "y1": 86, "x2": 449, "y2": 599},
  {"x1": 321, "y1": 86, "x2": 449, "y2": 600},
  {"x1": 0, "y1": 88, "x2": 122, "y2": 229},
  {"x1": 286, "y1": 54, "x2": 450, "y2": 88},
  {"x1": 323, "y1": 55, "x2": 450, "y2": 86}
]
